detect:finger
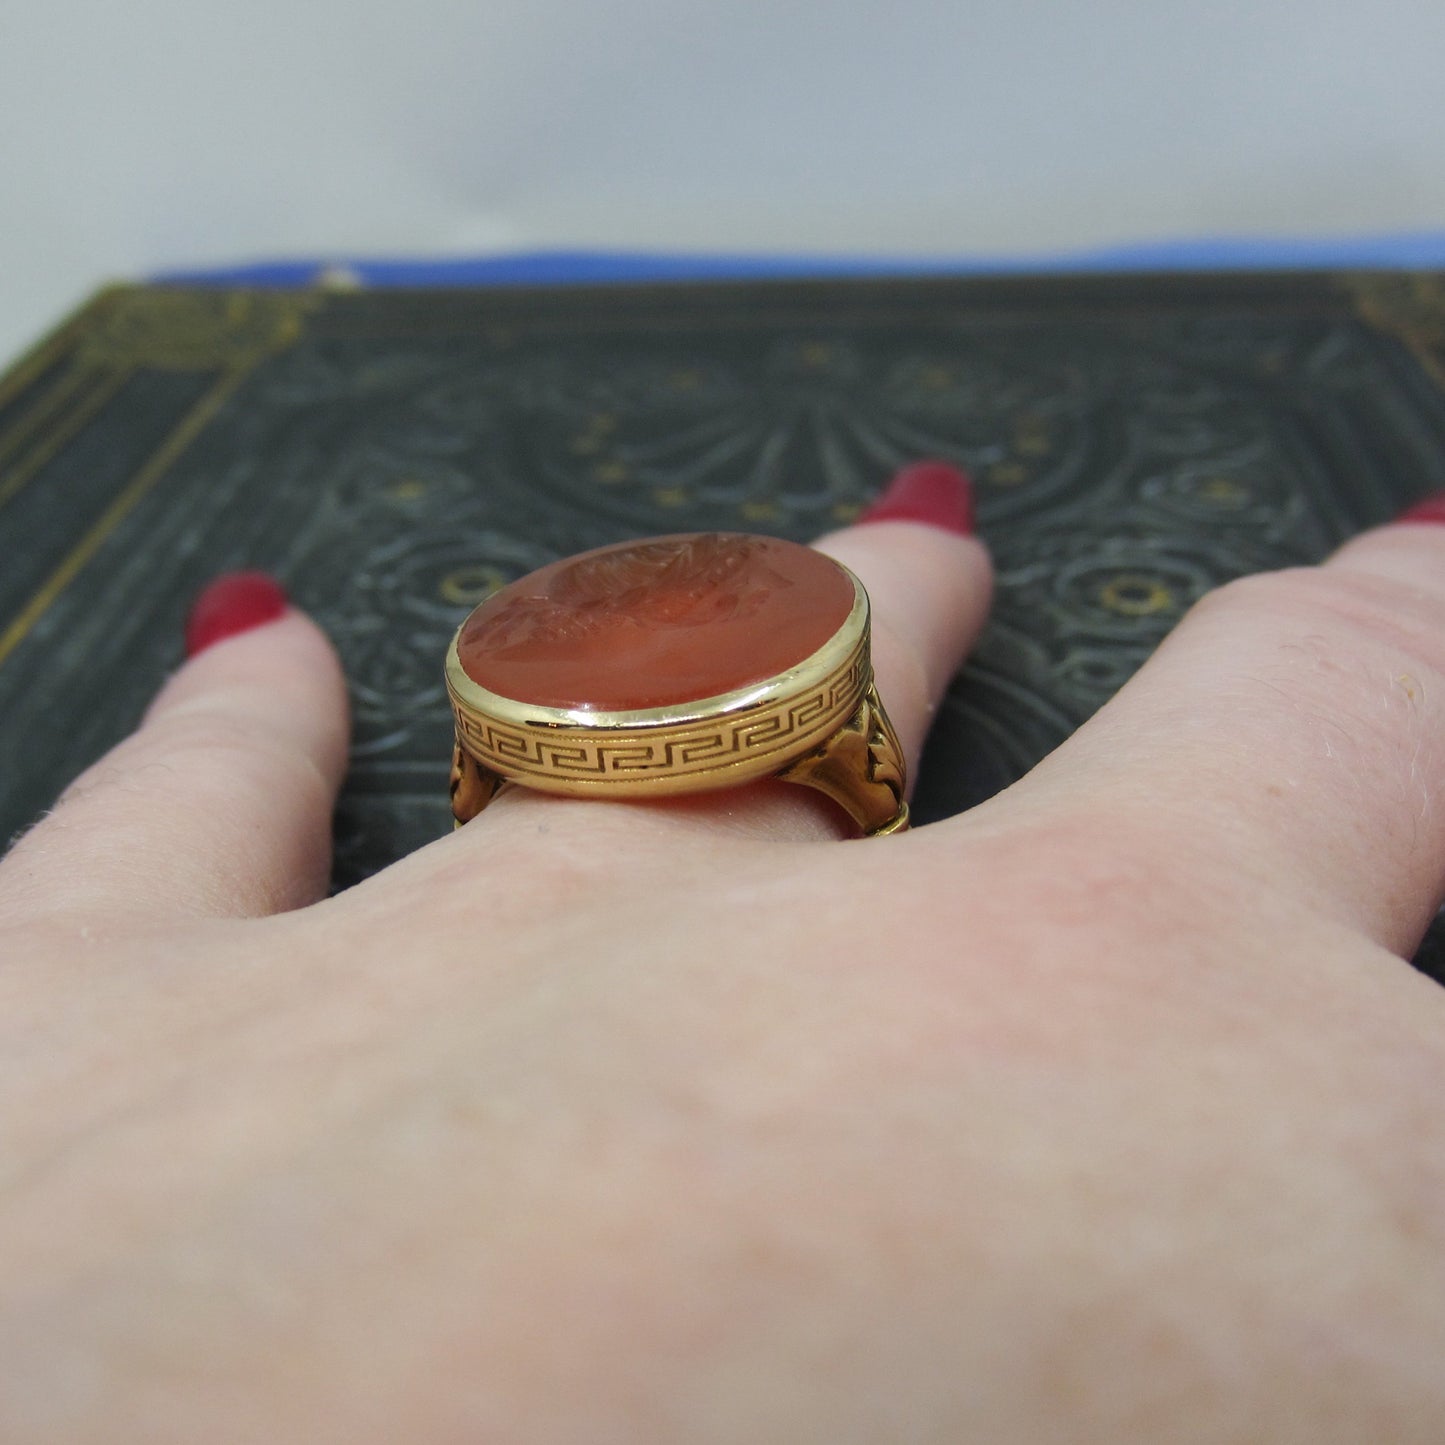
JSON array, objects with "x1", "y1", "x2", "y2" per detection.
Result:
[
  {"x1": 996, "y1": 502, "x2": 1445, "y2": 955},
  {"x1": 0, "y1": 574, "x2": 350, "y2": 928},
  {"x1": 460, "y1": 462, "x2": 992, "y2": 845},
  {"x1": 814, "y1": 461, "x2": 991, "y2": 780}
]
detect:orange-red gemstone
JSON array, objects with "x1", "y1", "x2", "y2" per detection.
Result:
[{"x1": 456, "y1": 532, "x2": 855, "y2": 710}]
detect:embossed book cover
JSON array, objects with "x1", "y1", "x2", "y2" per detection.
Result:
[{"x1": 1, "y1": 273, "x2": 1442, "y2": 971}]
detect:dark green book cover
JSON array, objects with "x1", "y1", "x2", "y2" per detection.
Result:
[{"x1": 2, "y1": 272, "x2": 1442, "y2": 975}]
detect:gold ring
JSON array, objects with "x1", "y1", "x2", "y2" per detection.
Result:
[{"x1": 445, "y1": 532, "x2": 908, "y2": 836}]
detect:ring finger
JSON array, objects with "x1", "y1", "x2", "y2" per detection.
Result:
[{"x1": 435, "y1": 462, "x2": 992, "y2": 849}]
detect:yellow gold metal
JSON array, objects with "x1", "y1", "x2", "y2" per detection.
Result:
[
  {"x1": 446, "y1": 563, "x2": 909, "y2": 836},
  {"x1": 776, "y1": 681, "x2": 908, "y2": 836}
]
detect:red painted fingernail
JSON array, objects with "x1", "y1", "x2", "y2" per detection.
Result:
[
  {"x1": 184, "y1": 571, "x2": 289, "y2": 657},
  {"x1": 859, "y1": 460, "x2": 975, "y2": 535},
  {"x1": 1394, "y1": 492, "x2": 1445, "y2": 526}
]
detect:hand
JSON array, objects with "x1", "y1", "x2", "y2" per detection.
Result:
[{"x1": 2, "y1": 476, "x2": 1443, "y2": 1443}]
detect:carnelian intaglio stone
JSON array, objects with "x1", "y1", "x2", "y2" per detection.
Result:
[{"x1": 456, "y1": 532, "x2": 856, "y2": 711}]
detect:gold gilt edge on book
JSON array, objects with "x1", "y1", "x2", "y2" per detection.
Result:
[
  {"x1": 0, "y1": 369, "x2": 131, "y2": 509},
  {"x1": 1343, "y1": 271, "x2": 1445, "y2": 392},
  {"x1": 0, "y1": 287, "x2": 321, "y2": 513},
  {"x1": 0, "y1": 363, "x2": 251, "y2": 673},
  {"x1": 70, "y1": 286, "x2": 318, "y2": 370},
  {"x1": 0, "y1": 286, "x2": 107, "y2": 413},
  {"x1": 0, "y1": 347, "x2": 95, "y2": 463},
  {"x1": 446, "y1": 579, "x2": 872, "y2": 796},
  {"x1": 0, "y1": 286, "x2": 319, "y2": 675}
]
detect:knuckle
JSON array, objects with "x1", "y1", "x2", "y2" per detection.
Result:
[
  {"x1": 1181, "y1": 567, "x2": 1445, "y2": 828},
  {"x1": 1193, "y1": 566, "x2": 1445, "y2": 681}
]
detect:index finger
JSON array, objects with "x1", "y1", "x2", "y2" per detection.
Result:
[{"x1": 0, "y1": 576, "x2": 350, "y2": 931}]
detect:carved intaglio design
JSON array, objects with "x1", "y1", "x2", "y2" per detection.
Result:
[
  {"x1": 468, "y1": 534, "x2": 795, "y2": 653},
  {"x1": 454, "y1": 531, "x2": 856, "y2": 712}
]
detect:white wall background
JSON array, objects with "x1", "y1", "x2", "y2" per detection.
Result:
[{"x1": 2, "y1": 0, "x2": 1443, "y2": 362}]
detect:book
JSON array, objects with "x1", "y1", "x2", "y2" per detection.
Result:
[{"x1": 2, "y1": 271, "x2": 1442, "y2": 976}]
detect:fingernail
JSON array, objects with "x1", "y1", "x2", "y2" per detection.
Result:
[
  {"x1": 1393, "y1": 492, "x2": 1445, "y2": 526},
  {"x1": 859, "y1": 460, "x2": 975, "y2": 535},
  {"x1": 184, "y1": 571, "x2": 289, "y2": 657}
]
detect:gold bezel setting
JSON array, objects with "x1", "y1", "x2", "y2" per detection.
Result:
[{"x1": 446, "y1": 571, "x2": 871, "y2": 798}]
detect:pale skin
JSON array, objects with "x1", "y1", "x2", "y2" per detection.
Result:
[{"x1": 0, "y1": 515, "x2": 1443, "y2": 1443}]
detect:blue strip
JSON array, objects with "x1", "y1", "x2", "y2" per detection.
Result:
[{"x1": 157, "y1": 235, "x2": 1445, "y2": 289}]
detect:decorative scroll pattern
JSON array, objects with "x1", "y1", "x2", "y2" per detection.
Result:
[
  {"x1": 778, "y1": 683, "x2": 908, "y2": 836},
  {"x1": 449, "y1": 741, "x2": 502, "y2": 822},
  {"x1": 451, "y1": 649, "x2": 867, "y2": 787}
]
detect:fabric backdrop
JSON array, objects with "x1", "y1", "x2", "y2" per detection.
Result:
[{"x1": 3, "y1": 0, "x2": 1445, "y2": 361}]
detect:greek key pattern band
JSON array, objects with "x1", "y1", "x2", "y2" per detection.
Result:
[
  {"x1": 450, "y1": 650, "x2": 868, "y2": 789},
  {"x1": 450, "y1": 678, "x2": 908, "y2": 836}
]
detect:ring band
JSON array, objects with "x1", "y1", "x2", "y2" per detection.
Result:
[{"x1": 445, "y1": 532, "x2": 908, "y2": 836}]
